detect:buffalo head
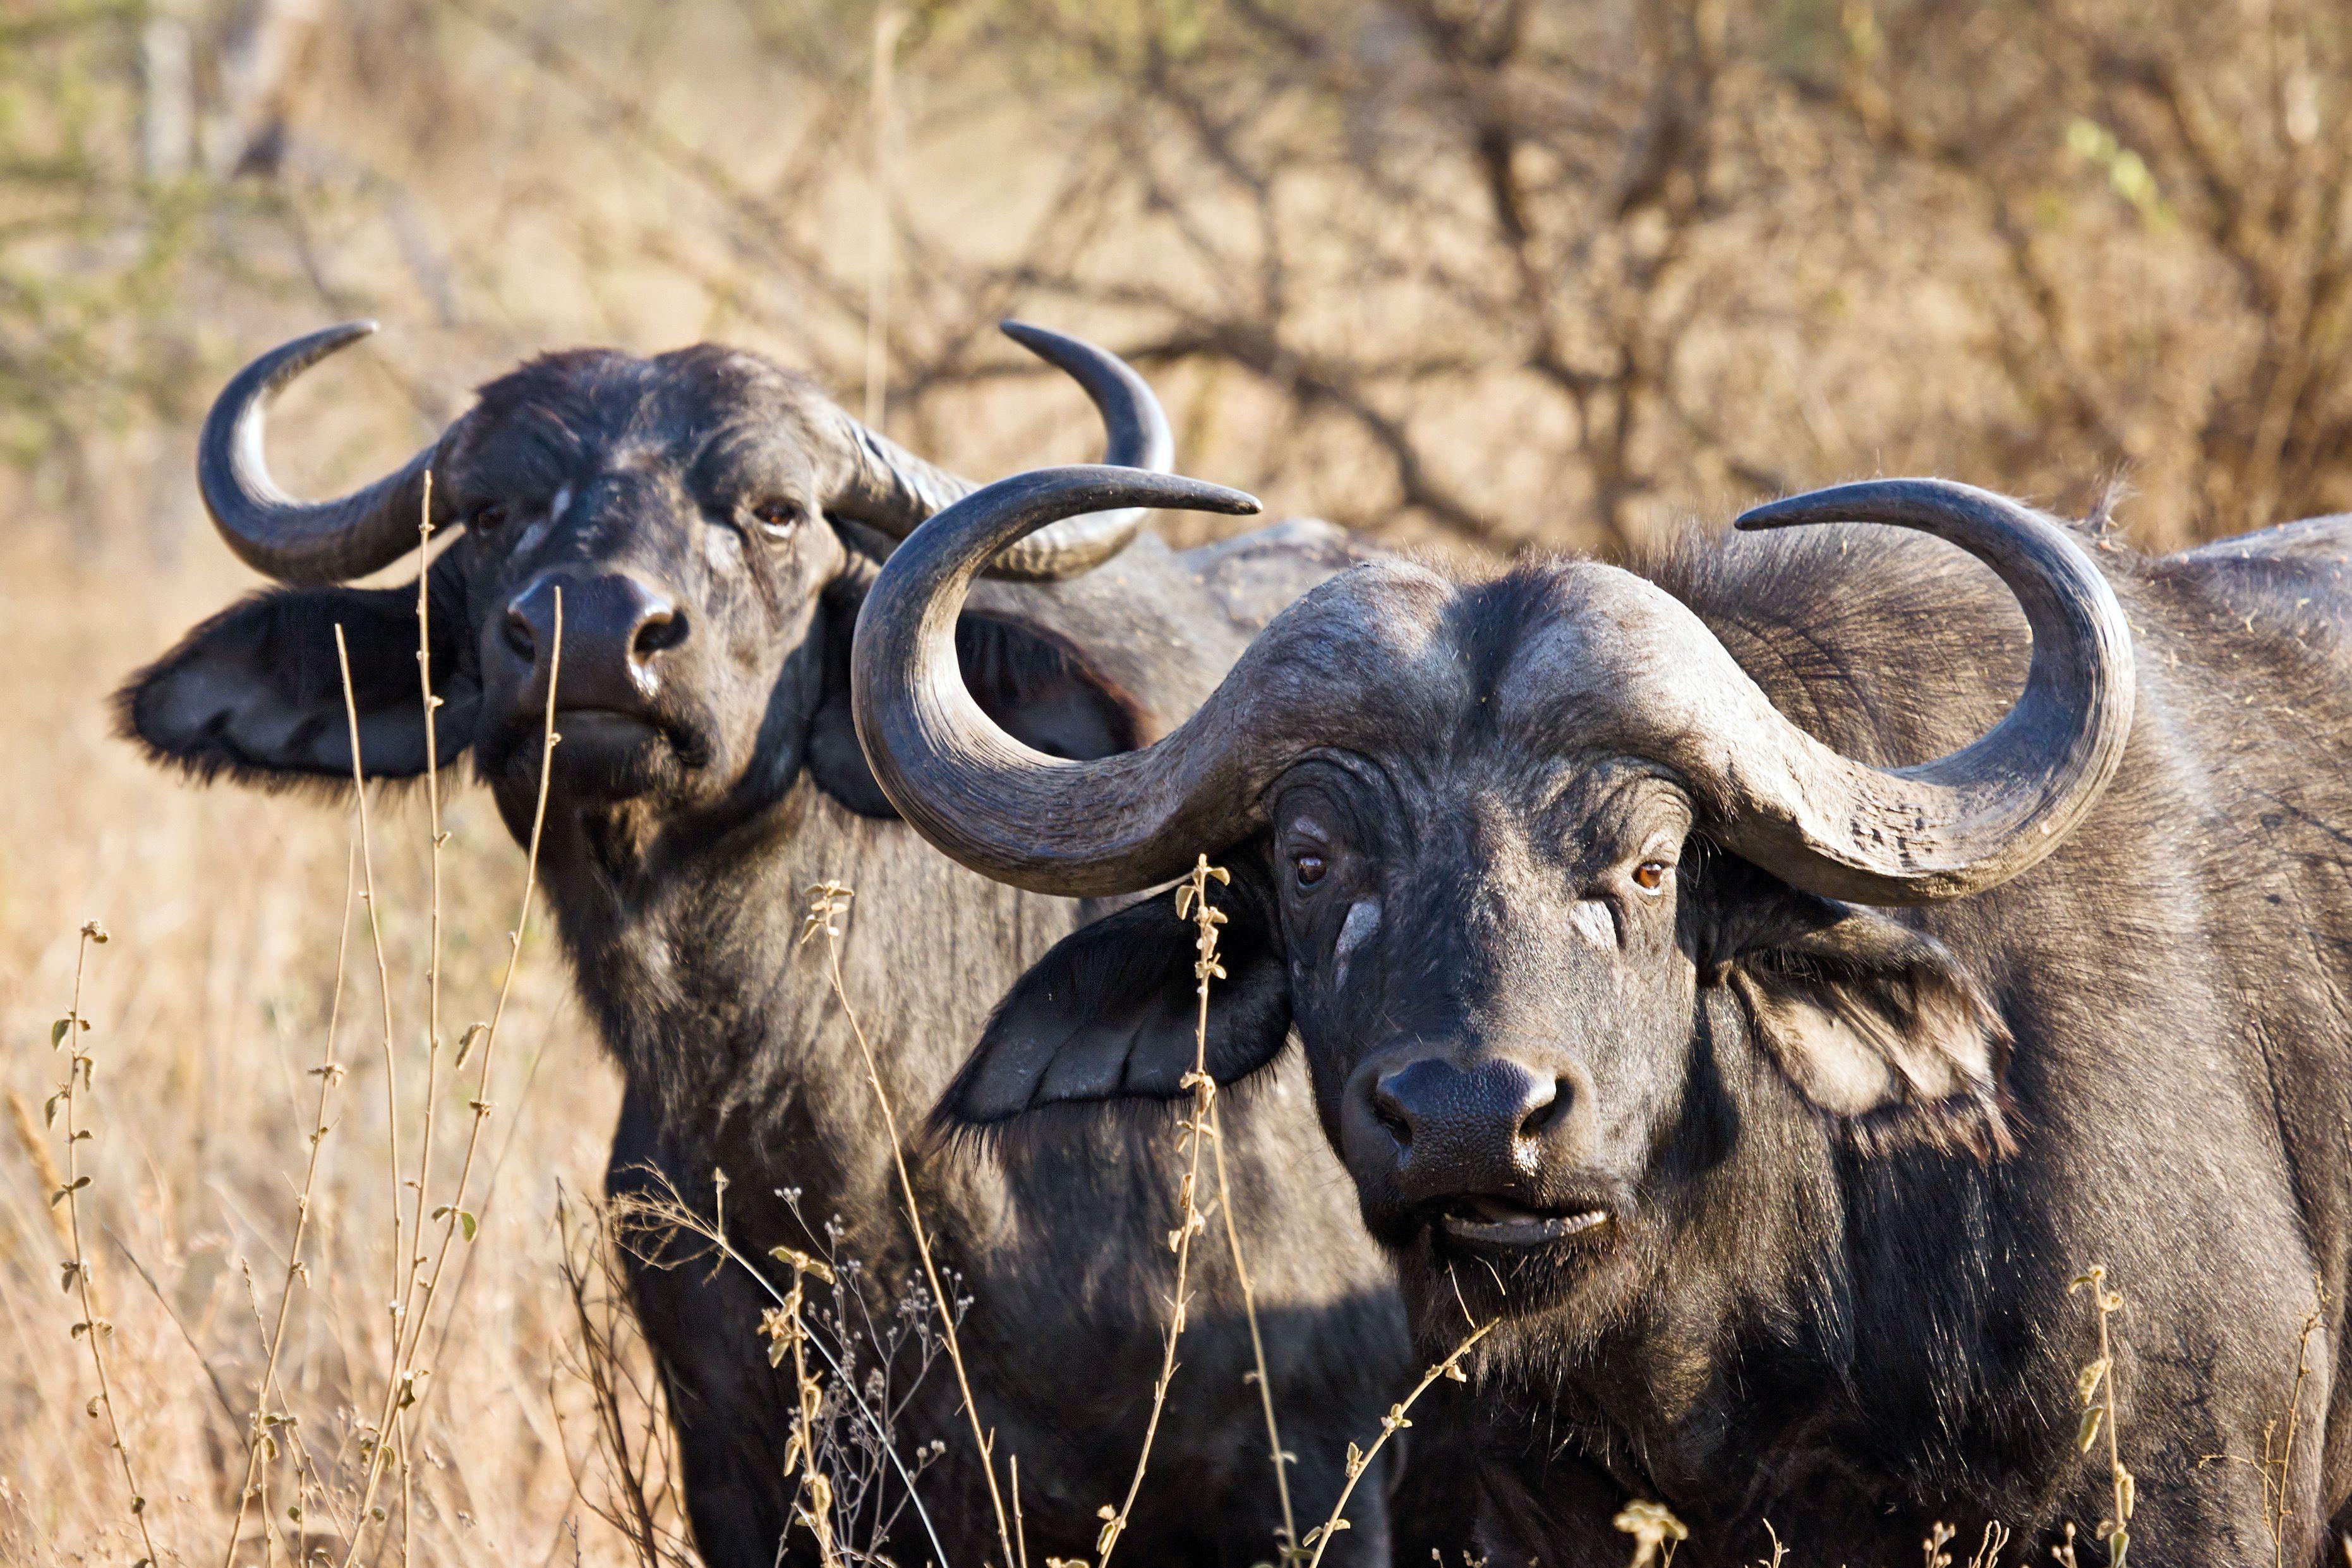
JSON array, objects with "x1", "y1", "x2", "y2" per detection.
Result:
[
  {"x1": 850, "y1": 469, "x2": 2135, "y2": 1330},
  {"x1": 120, "y1": 323, "x2": 1169, "y2": 838}
]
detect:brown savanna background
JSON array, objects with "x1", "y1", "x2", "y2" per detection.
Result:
[{"x1": 4, "y1": 1, "x2": 2350, "y2": 1563}]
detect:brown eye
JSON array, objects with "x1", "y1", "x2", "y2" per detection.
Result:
[
  {"x1": 750, "y1": 500, "x2": 800, "y2": 536},
  {"x1": 1294, "y1": 853, "x2": 1327, "y2": 888},
  {"x1": 467, "y1": 503, "x2": 508, "y2": 534},
  {"x1": 1632, "y1": 860, "x2": 1670, "y2": 893}
]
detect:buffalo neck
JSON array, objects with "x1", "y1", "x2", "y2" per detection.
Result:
[{"x1": 533, "y1": 775, "x2": 1083, "y2": 1263}]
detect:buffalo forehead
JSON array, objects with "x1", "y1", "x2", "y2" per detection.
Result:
[
  {"x1": 1242, "y1": 558, "x2": 1475, "y2": 730},
  {"x1": 1488, "y1": 562, "x2": 1764, "y2": 766}
]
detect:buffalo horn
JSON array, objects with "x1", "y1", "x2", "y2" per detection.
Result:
[
  {"x1": 821, "y1": 320, "x2": 1176, "y2": 581},
  {"x1": 196, "y1": 322, "x2": 445, "y2": 586}
]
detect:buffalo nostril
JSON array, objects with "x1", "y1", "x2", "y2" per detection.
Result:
[
  {"x1": 503, "y1": 610, "x2": 536, "y2": 664},
  {"x1": 1371, "y1": 1083, "x2": 1414, "y2": 1149},
  {"x1": 631, "y1": 606, "x2": 687, "y2": 661},
  {"x1": 1517, "y1": 1077, "x2": 1567, "y2": 1138}
]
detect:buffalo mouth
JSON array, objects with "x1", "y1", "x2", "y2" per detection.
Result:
[
  {"x1": 484, "y1": 702, "x2": 708, "y2": 800},
  {"x1": 555, "y1": 706, "x2": 666, "y2": 752},
  {"x1": 1435, "y1": 1196, "x2": 1613, "y2": 1250}
]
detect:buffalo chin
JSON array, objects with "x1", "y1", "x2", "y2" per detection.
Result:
[
  {"x1": 1389, "y1": 1199, "x2": 1654, "y2": 1334},
  {"x1": 481, "y1": 706, "x2": 706, "y2": 805}
]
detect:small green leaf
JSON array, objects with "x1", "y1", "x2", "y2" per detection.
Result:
[
  {"x1": 2077, "y1": 1404, "x2": 2104, "y2": 1452},
  {"x1": 51, "y1": 1018, "x2": 69, "y2": 1049},
  {"x1": 767, "y1": 1245, "x2": 835, "y2": 1283}
]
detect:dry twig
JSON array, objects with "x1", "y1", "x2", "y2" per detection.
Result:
[
  {"x1": 803, "y1": 877, "x2": 1022, "y2": 1568},
  {"x1": 1304, "y1": 1320, "x2": 1493, "y2": 1568},
  {"x1": 338, "y1": 576, "x2": 565, "y2": 1563},
  {"x1": 2070, "y1": 1264, "x2": 2136, "y2": 1566},
  {"x1": 48, "y1": 919, "x2": 163, "y2": 1566},
  {"x1": 219, "y1": 844, "x2": 358, "y2": 1568}
]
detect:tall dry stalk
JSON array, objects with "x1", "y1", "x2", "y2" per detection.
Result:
[
  {"x1": 1200, "y1": 962, "x2": 1296, "y2": 1557},
  {"x1": 2267, "y1": 1292, "x2": 2326, "y2": 1568},
  {"x1": 395, "y1": 476, "x2": 452, "y2": 1565},
  {"x1": 47, "y1": 918, "x2": 164, "y2": 1567},
  {"x1": 2070, "y1": 1264, "x2": 2135, "y2": 1567},
  {"x1": 2224, "y1": 1279, "x2": 2329, "y2": 1568},
  {"x1": 1303, "y1": 1320, "x2": 1493, "y2": 1568},
  {"x1": 1090, "y1": 857, "x2": 1231, "y2": 1568},
  {"x1": 217, "y1": 844, "x2": 359, "y2": 1567},
  {"x1": 327, "y1": 611, "x2": 408, "y2": 1559},
  {"x1": 764, "y1": 1244, "x2": 844, "y2": 1568},
  {"x1": 802, "y1": 877, "x2": 1022, "y2": 1568},
  {"x1": 335, "y1": 581, "x2": 567, "y2": 1565}
]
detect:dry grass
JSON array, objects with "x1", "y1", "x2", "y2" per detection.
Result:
[{"x1": 0, "y1": 528, "x2": 629, "y2": 1565}]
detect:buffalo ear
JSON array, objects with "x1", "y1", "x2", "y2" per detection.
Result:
[
  {"x1": 117, "y1": 563, "x2": 476, "y2": 788},
  {"x1": 807, "y1": 584, "x2": 1143, "y2": 818},
  {"x1": 1708, "y1": 858, "x2": 2014, "y2": 1159},
  {"x1": 932, "y1": 857, "x2": 1291, "y2": 1130}
]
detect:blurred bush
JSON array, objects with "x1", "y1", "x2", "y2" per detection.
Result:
[{"x1": 6, "y1": 0, "x2": 2351, "y2": 555}]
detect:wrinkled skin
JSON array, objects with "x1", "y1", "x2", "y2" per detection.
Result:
[
  {"x1": 946, "y1": 515, "x2": 2352, "y2": 1564},
  {"x1": 120, "y1": 344, "x2": 1440, "y2": 1567}
]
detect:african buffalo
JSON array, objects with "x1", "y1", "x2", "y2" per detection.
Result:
[
  {"x1": 119, "y1": 332, "x2": 1430, "y2": 1567},
  {"x1": 853, "y1": 466, "x2": 2352, "y2": 1564}
]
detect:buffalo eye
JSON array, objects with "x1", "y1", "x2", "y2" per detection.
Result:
[
  {"x1": 467, "y1": 502, "x2": 509, "y2": 536},
  {"x1": 749, "y1": 499, "x2": 802, "y2": 538},
  {"x1": 1632, "y1": 859, "x2": 1670, "y2": 894},
  {"x1": 1294, "y1": 853, "x2": 1327, "y2": 888}
]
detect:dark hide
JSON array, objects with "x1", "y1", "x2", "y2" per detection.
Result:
[
  {"x1": 948, "y1": 512, "x2": 2352, "y2": 1565},
  {"x1": 119, "y1": 345, "x2": 1430, "y2": 1568}
]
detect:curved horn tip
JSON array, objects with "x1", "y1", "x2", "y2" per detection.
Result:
[
  {"x1": 998, "y1": 318, "x2": 1099, "y2": 366},
  {"x1": 1732, "y1": 477, "x2": 2005, "y2": 533},
  {"x1": 1733, "y1": 488, "x2": 1858, "y2": 533},
  {"x1": 1135, "y1": 473, "x2": 1260, "y2": 517},
  {"x1": 306, "y1": 319, "x2": 382, "y2": 353},
  {"x1": 1033, "y1": 466, "x2": 1260, "y2": 518},
  {"x1": 257, "y1": 320, "x2": 385, "y2": 389}
]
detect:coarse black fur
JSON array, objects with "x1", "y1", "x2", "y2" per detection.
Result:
[
  {"x1": 947, "y1": 507, "x2": 2352, "y2": 1564},
  {"x1": 119, "y1": 342, "x2": 1444, "y2": 1567}
]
